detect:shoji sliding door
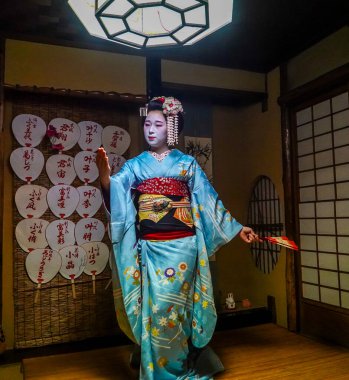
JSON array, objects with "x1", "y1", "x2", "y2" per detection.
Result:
[{"x1": 294, "y1": 88, "x2": 349, "y2": 345}]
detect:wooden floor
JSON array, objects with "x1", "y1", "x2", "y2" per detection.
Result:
[{"x1": 22, "y1": 324, "x2": 349, "y2": 379}]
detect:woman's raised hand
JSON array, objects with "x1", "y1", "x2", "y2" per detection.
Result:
[{"x1": 96, "y1": 147, "x2": 111, "y2": 191}]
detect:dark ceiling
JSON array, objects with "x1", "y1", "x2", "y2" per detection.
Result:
[{"x1": 1, "y1": 0, "x2": 348, "y2": 73}]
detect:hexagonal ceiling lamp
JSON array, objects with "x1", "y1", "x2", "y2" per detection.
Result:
[{"x1": 68, "y1": 0, "x2": 234, "y2": 49}]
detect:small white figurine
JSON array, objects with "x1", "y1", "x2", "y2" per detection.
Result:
[{"x1": 225, "y1": 292, "x2": 236, "y2": 309}]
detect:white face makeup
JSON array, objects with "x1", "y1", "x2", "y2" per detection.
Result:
[{"x1": 143, "y1": 110, "x2": 168, "y2": 150}]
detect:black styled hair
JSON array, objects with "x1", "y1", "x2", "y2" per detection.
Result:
[{"x1": 146, "y1": 98, "x2": 184, "y2": 134}]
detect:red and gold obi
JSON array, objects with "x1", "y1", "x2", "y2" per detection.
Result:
[{"x1": 136, "y1": 177, "x2": 194, "y2": 240}]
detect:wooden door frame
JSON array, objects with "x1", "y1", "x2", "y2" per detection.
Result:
[
  {"x1": 0, "y1": 37, "x2": 5, "y2": 324},
  {"x1": 279, "y1": 63, "x2": 349, "y2": 333}
]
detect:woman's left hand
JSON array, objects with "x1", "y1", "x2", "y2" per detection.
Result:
[{"x1": 239, "y1": 226, "x2": 262, "y2": 244}]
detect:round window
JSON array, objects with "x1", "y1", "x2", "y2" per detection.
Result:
[{"x1": 247, "y1": 176, "x2": 283, "y2": 274}]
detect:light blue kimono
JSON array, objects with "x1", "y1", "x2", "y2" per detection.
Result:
[{"x1": 109, "y1": 149, "x2": 243, "y2": 379}]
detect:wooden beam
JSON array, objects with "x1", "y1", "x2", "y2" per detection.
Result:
[
  {"x1": 0, "y1": 37, "x2": 5, "y2": 325},
  {"x1": 278, "y1": 63, "x2": 349, "y2": 106},
  {"x1": 3, "y1": 84, "x2": 146, "y2": 106},
  {"x1": 161, "y1": 81, "x2": 267, "y2": 107},
  {"x1": 146, "y1": 57, "x2": 162, "y2": 99},
  {"x1": 279, "y1": 63, "x2": 299, "y2": 332}
]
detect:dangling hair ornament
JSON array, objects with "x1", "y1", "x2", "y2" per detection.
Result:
[{"x1": 151, "y1": 96, "x2": 183, "y2": 146}]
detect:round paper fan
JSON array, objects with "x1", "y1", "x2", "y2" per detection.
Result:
[
  {"x1": 82, "y1": 241, "x2": 109, "y2": 294},
  {"x1": 78, "y1": 121, "x2": 103, "y2": 151},
  {"x1": 47, "y1": 185, "x2": 80, "y2": 219},
  {"x1": 12, "y1": 114, "x2": 46, "y2": 147},
  {"x1": 46, "y1": 219, "x2": 76, "y2": 251},
  {"x1": 25, "y1": 248, "x2": 61, "y2": 302},
  {"x1": 102, "y1": 126, "x2": 130, "y2": 155},
  {"x1": 10, "y1": 147, "x2": 44, "y2": 183},
  {"x1": 46, "y1": 154, "x2": 76, "y2": 185},
  {"x1": 75, "y1": 218, "x2": 105, "y2": 246},
  {"x1": 48, "y1": 118, "x2": 80, "y2": 151},
  {"x1": 74, "y1": 151, "x2": 98, "y2": 184},
  {"x1": 76, "y1": 186, "x2": 102, "y2": 218},
  {"x1": 15, "y1": 218, "x2": 49, "y2": 252},
  {"x1": 15, "y1": 185, "x2": 48, "y2": 219},
  {"x1": 108, "y1": 153, "x2": 126, "y2": 176},
  {"x1": 59, "y1": 245, "x2": 87, "y2": 298}
]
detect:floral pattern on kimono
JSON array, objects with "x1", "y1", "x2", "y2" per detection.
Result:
[{"x1": 108, "y1": 149, "x2": 243, "y2": 378}]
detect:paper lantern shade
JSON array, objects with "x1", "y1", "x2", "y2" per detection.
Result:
[
  {"x1": 12, "y1": 114, "x2": 47, "y2": 147},
  {"x1": 46, "y1": 219, "x2": 76, "y2": 251},
  {"x1": 68, "y1": 0, "x2": 234, "y2": 49},
  {"x1": 15, "y1": 185, "x2": 48, "y2": 219},
  {"x1": 48, "y1": 118, "x2": 80, "y2": 151},
  {"x1": 102, "y1": 126, "x2": 130, "y2": 155},
  {"x1": 75, "y1": 218, "x2": 105, "y2": 245},
  {"x1": 78, "y1": 121, "x2": 103, "y2": 151},
  {"x1": 46, "y1": 154, "x2": 76, "y2": 185},
  {"x1": 25, "y1": 248, "x2": 61, "y2": 284},
  {"x1": 47, "y1": 185, "x2": 80, "y2": 218},
  {"x1": 74, "y1": 151, "x2": 99, "y2": 184},
  {"x1": 76, "y1": 186, "x2": 102, "y2": 218},
  {"x1": 10, "y1": 147, "x2": 45, "y2": 183},
  {"x1": 108, "y1": 154, "x2": 126, "y2": 176},
  {"x1": 15, "y1": 218, "x2": 49, "y2": 252}
]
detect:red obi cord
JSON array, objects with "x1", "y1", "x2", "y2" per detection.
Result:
[
  {"x1": 136, "y1": 177, "x2": 189, "y2": 197},
  {"x1": 142, "y1": 231, "x2": 195, "y2": 241}
]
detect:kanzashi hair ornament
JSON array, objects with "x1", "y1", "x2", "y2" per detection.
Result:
[
  {"x1": 149, "y1": 96, "x2": 183, "y2": 146},
  {"x1": 139, "y1": 107, "x2": 147, "y2": 117},
  {"x1": 166, "y1": 116, "x2": 175, "y2": 146}
]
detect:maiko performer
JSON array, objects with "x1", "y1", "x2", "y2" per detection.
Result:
[{"x1": 96, "y1": 96, "x2": 260, "y2": 379}]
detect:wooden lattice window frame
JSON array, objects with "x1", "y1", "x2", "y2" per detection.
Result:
[{"x1": 247, "y1": 175, "x2": 283, "y2": 274}]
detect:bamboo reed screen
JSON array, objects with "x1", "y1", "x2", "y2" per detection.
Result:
[{"x1": 10, "y1": 91, "x2": 130, "y2": 348}]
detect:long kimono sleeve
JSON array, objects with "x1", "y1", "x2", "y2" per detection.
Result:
[
  {"x1": 109, "y1": 161, "x2": 137, "y2": 243},
  {"x1": 187, "y1": 158, "x2": 243, "y2": 348},
  {"x1": 109, "y1": 161, "x2": 142, "y2": 344},
  {"x1": 189, "y1": 158, "x2": 243, "y2": 257}
]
